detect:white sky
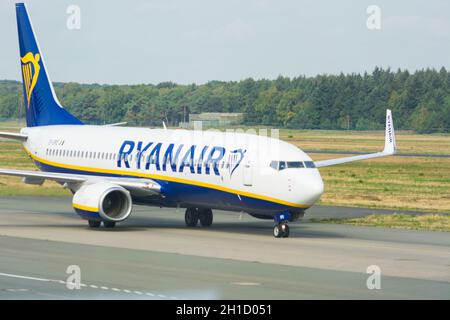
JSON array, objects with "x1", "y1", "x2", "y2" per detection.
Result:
[{"x1": 1, "y1": 0, "x2": 450, "y2": 85}]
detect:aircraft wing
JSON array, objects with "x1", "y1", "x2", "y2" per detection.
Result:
[
  {"x1": 0, "y1": 168, "x2": 161, "y2": 195},
  {"x1": 314, "y1": 109, "x2": 396, "y2": 168}
]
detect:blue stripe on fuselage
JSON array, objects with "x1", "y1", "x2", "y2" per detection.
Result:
[{"x1": 33, "y1": 158, "x2": 297, "y2": 215}]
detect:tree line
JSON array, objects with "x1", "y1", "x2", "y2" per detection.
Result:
[{"x1": 1, "y1": 67, "x2": 449, "y2": 133}]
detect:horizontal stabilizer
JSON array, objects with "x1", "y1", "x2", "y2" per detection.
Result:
[
  {"x1": 0, "y1": 131, "x2": 28, "y2": 141},
  {"x1": 102, "y1": 122, "x2": 127, "y2": 127}
]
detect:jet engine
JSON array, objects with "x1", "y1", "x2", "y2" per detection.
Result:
[{"x1": 72, "y1": 182, "x2": 132, "y2": 223}]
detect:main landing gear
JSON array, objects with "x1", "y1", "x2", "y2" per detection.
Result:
[
  {"x1": 273, "y1": 212, "x2": 291, "y2": 238},
  {"x1": 185, "y1": 208, "x2": 213, "y2": 227},
  {"x1": 88, "y1": 220, "x2": 116, "y2": 228}
]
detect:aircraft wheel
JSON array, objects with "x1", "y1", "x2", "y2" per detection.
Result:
[
  {"x1": 88, "y1": 220, "x2": 101, "y2": 228},
  {"x1": 273, "y1": 223, "x2": 289, "y2": 238},
  {"x1": 103, "y1": 221, "x2": 116, "y2": 228},
  {"x1": 185, "y1": 208, "x2": 199, "y2": 227},
  {"x1": 273, "y1": 225, "x2": 282, "y2": 238},
  {"x1": 199, "y1": 208, "x2": 213, "y2": 227},
  {"x1": 281, "y1": 223, "x2": 290, "y2": 238}
]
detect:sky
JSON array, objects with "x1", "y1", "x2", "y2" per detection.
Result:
[{"x1": 1, "y1": 0, "x2": 450, "y2": 85}]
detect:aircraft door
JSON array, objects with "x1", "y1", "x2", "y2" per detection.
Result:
[{"x1": 243, "y1": 160, "x2": 253, "y2": 186}]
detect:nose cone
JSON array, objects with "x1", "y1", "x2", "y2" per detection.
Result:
[{"x1": 297, "y1": 169, "x2": 324, "y2": 205}]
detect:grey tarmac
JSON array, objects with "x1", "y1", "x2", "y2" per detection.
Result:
[{"x1": 0, "y1": 196, "x2": 448, "y2": 299}]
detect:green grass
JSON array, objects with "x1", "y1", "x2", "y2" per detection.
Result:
[
  {"x1": 311, "y1": 214, "x2": 450, "y2": 232},
  {"x1": 0, "y1": 140, "x2": 70, "y2": 196},
  {"x1": 313, "y1": 154, "x2": 450, "y2": 213}
]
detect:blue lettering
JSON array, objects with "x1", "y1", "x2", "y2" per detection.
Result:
[
  {"x1": 162, "y1": 143, "x2": 183, "y2": 172},
  {"x1": 145, "y1": 143, "x2": 162, "y2": 170},
  {"x1": 206, "y1": 146, "x2": 225, "y2": 175},
  {"x1": 196, "y1": 146, "x2": 209, "y2": 174},
  {"x1": 117, "y1": 140, "x2": 135, "y2": 168},
  {"x1": 179, "y1": 145, "x2": 196, "y2": 173},
  {"x1": 136, "y1": 141, "x2": 153, "y2": 169}
]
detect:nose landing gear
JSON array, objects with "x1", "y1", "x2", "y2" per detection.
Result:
[{"x1": 273, "y1": 212, "x2": 291, "y2": 238}]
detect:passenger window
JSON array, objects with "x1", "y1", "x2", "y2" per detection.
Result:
[{"x1": 279, "y1": 161, "x2": 286, "y2": 170}]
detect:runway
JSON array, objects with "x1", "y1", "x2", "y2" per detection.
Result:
[{"x1": 0, "y1": 196, "x2": 448, "y2": 299}]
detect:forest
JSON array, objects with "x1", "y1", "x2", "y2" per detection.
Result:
[{"x1": 0, "y1": 67, "x2": 449, "y2": 133}]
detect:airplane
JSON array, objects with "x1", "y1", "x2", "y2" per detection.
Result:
[{"x1": 0, "y1": 3, "x2": 396, "y2": 238}]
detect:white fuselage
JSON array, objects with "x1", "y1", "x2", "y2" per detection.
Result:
[{"x1": 20, "y1": 125, "x2": 324, "y2": 216}]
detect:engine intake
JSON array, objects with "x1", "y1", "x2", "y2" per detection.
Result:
[{"x1": 73, "y1": 182, "x2": 132, "y2": 222}]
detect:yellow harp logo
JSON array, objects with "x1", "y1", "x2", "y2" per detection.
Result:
[{"x1": 21, "y1": 52, "x2": 41, "y2": 108}]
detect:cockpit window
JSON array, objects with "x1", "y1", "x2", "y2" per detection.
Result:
[
  {"x1": 270, "y1": 161, "x2": 278, "y2": 170},
  {"x1": 287, "y1": 161, "x2": 305, "y2": 168},
  {"x1": 270, "y1": 160, "x2": 316, "y2": 170},
  {"x1": 304, "y1": 161, "x2": 316, "y2": 168}
]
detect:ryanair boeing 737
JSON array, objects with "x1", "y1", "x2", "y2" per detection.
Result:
[{"x1": 0, "y1": 3, "x2": 396, "y2": 237}]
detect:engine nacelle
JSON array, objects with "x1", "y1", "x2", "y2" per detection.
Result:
[{"x1": 72, "y1": 182, "x2": 132, "y2": 222}]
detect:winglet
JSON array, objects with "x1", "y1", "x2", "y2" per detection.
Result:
[
  {"x1": 162, "y1": 121, "x2": 167, "y2": 130},
  {"x1": 314, "y1": 109, "x2": 398, "y2": 168},
  {"x1": 383, "y1": 109, "x2": 396, "y2": 154}
]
